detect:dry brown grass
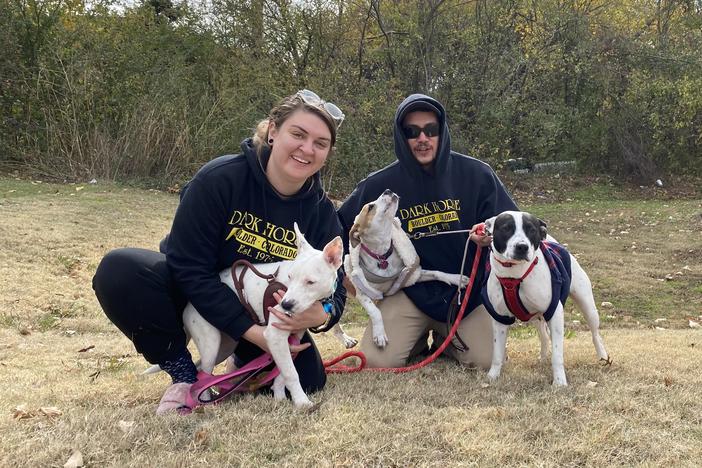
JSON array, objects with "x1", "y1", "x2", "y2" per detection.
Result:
[{"x1": 1, "y1": 177, "x2": 701, "y2": 467}]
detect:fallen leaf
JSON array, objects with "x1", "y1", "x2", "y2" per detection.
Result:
[
  {"x1": 585, "y1": 381, "x2": 598, "y2": 388},
  {"x1": 194, "y1": 429, "x2": 208, "y2": 445},
  {"x1": 655, "y1": 326, "x2": 666, "y2": 331},
  {"x1": 39, "y1": 407, "x2": 62, "y2": 417},
  {"x1": 78, "y1": 345, "x2": 95, "y2": 353},
  {"x1": 480, "y1": 382, "x2": 491, "y2": 388},
  {"x1": 689, "y1": 320, "x2": 700, "y2": 329},
  {"x1": 663, "y1": 376, "x2": 673, "y2": 387},
  {"x1": 664, "y1": 274, "x2": 674, "y2": 281},
  {"x1": 601, "y1": 301, "x2": 613, "y2": 309},
  {"x1": 64, "y1": 450, "x2": 83, "y2": 468},
  {"x1": 75, "y1": 186, "x2": 85, "y2": 191},
  {"x1": 118, "y1": 420, "x2": 135, "y2": 433},
  {"x1": 654, "y1": 318, "x2": 667, "y2": 323},
  {"x1": 13, "y1": 404, "x2": 34, "y2": 420}
]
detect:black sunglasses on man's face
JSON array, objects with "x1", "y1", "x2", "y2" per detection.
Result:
[{"x1": 401, "y1": 122, "x2": 440, "y2": 139}]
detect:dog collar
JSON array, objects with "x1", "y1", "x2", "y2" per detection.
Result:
[
  {"x1": 360, "y1": 241, "x2": 394, "y2": 269},
  {"x1": 495, "y1": 255, "x2": 539, "y2": 284}
]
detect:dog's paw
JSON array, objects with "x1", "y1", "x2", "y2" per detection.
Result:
[
  {"x1": 293, "y1": 397, "x2": 314, "y2": 410},
  {"x1": 486, "y1": 368, "x2": 501, "y2": 381},
  {"x1": 373, "y1": 333, "x2": 389, "y2": 348},
  {"x1": 343, "y1": 336, "x2": 359, "y2": 349},
  {"x1": 458, "y1": 275, "x2": 470, "y2": 287}
]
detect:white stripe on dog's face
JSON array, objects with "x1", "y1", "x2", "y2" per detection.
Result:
[{"x1": 491, "y1": 211, "x2": 543, "y2": 262}]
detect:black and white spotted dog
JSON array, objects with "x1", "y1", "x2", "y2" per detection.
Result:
[{"x1": 482, "y1": 211, "x2": 610, "y2": 386}]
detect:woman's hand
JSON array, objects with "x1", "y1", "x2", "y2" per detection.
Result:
[
  {"x1": 242, "y1": 323, "x2": 311, "y2": 354},
  {"x1": 469, "y1": 223, "x2": 492, "y2": 248},
  {"x1": 268, "y1": 290, "x2": 328, "y2": 334}
]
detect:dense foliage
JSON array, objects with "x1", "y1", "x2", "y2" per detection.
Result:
[{"x1": 2, "y1": 0, "x2": 701, "y2": 194}]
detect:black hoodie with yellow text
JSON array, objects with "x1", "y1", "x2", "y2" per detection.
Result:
[{"x1": 338, "y1": 94, "x2": 517, "y2": 322}]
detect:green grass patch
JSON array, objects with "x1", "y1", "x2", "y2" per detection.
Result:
[{"x1": 0, "y1": 313, "x2": 18, "y2": 328}]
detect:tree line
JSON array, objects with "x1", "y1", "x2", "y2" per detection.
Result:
[{"x1": 2, "y1": 0, "x2": 701, "y2": 195}]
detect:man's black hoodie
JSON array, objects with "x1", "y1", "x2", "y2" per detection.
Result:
[{"x1": 338, "y1": 94, "x2": 517, "y2": 321}]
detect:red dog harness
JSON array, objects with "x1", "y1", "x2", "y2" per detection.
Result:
[{"x1": 482, "y1": 242, "x2": 572, "y2": 325}]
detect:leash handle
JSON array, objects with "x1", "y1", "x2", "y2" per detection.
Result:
[{"x1": 181, "y1": 336, "x2": 301, "y2": 412}]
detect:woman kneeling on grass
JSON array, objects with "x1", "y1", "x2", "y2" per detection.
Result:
[{"x1": 93, "y1": 90, "x2": 347, "y2": 414}]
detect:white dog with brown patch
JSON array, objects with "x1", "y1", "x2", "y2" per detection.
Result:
[
  {"x1": 147, "y1": 223, "x2": 343, "y2": 409},
  {"x1": 345, "y1": 189, "x2": 468, "y2": 347}
]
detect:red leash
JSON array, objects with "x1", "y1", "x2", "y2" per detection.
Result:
[{"x1": 324, "y1": 226, "x2": 485, "y2": 374}]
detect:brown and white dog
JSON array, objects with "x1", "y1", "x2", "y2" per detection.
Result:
[
  {"x1": 345, "y1": 190, "x2": 469, "y2": 347},
  {"x1": 482, "y1": 211, "x2": 610, "y2": 386}
]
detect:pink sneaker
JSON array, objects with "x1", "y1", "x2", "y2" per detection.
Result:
[{"x1": 155, "y1": 382, "x2": 193, "y2": 415}]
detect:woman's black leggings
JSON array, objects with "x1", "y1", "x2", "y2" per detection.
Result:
[{"x1": 92, "y1": 248, "x2": 326, "y2": 393}]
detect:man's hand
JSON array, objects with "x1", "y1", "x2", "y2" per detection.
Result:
[
  {"x1": 268, "y1": 290, "x2": 328, "y2": 334},
  {"x1": 242, "y1": 323, "x2": 311, "y2": 354},
  {"x1": 469, "y1": 223, "x2": 492, "y2": 248}
]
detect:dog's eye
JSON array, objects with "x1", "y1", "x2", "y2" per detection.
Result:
[
  {"x1": 306, "y1": 280, "x2": 316, "y2": 285},
  {"x1": 367, "y1": 204, "x2": 374, "y2": 211}
]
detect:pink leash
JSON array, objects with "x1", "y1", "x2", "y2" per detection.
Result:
[{"x1": 179, "y1": 336, "x2": 301, "y2": 414}]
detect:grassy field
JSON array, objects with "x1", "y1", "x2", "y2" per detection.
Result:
[{"x1": 0, "y1": 175, "x2": 701, "y2": 467}]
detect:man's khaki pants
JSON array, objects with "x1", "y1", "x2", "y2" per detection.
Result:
[{"x1": 360, "y1": 292, "x2": 494, "y2": 369}]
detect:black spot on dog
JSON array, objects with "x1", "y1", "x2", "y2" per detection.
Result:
[
  {"x1": 522, "y1": 213, "x2": 547, "y2": 249},
  {"x1": 492, "y1": 213, "x2": 516, "y2": 254}
]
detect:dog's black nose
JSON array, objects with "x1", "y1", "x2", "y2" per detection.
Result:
[
  {"x1": 514, "y1": 243, "x2": 529, "y2": 257},
  {"x1": 281, "y1": 299, "x2": 295, "y2": 311}
]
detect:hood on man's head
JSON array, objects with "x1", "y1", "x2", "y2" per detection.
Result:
[
  {"x1": 393, "y1": 94, "x2": 451, "y2": 178},
  {"x1": 398, "y1": 100, "x2": 441, "y2": 123}
]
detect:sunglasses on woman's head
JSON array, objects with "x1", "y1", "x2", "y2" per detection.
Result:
[
  {"x1": 296, "y1": 89, "x2": 345, "y2": 129},
  {"x1": 402, "y1": 122, "x2": 440, "y2": 139}
]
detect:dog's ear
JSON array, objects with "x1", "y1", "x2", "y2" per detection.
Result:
[
  {"x1": 348, "y1": 221, "x2": 361, "y2": 248},
  {"x1": 538, "y1": 218, "x2": 548, "y2": 240},
  {"x1": 349, "y1": 208, "x2": 367, "y2": 248},
  {"x1": 323, "y1": 237, "x2": 344, "y2": 269},
  {"x1": 484, "y1": 216, "x2": 496, "y2": 236},
  {"x1": 293, "y1": 222, "x2": 311, "y2": 252}
]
